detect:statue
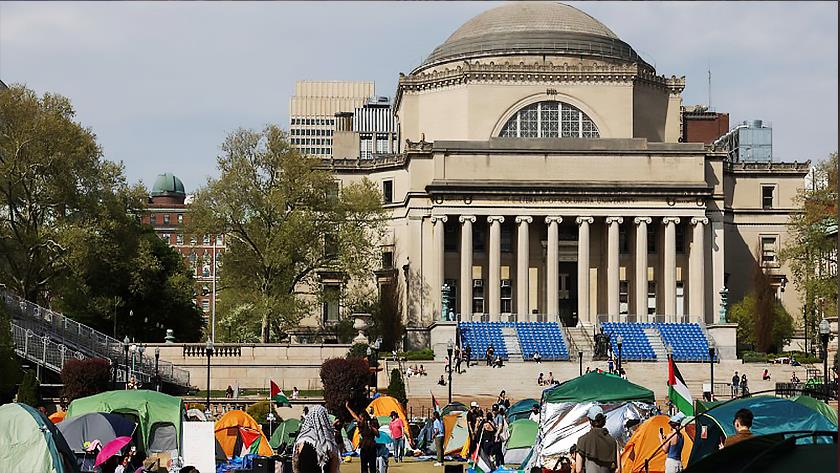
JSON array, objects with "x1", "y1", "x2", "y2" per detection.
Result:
[
  {"x1": 593, "y1": 328, "x2": 609, "y2": 359},
  {"x1": 719, "y1": 287, "x2": 729, "y2": 323},
  {"x1": 441, "y1": 283, "x2": 452, "y2": 321}
]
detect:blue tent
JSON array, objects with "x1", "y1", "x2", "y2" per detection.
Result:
[{"x1": 688, "y1": 395, "x2": 837, "y2": 465}]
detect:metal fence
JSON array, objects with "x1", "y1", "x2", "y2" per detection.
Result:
[{"x1": 3, "y1": 289, "x2": 190, "y2": 387}]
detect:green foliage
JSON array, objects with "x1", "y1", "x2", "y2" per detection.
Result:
[
  {"x1": 387, "y1": 368, "x2": 407, "y2": 406},
  {"x1": 740, "y1": 351, "x2": 768, "y2": 363},
  {"x1": 188, "y1": 125, "x2": 386, "y2": 342},
  {"x1": 333, "y1": 319, "x2": 357, "y2": 344},
  {"x1": 16, "y1": 370, "x2": 40, "y2": 406},
  {"x1": 61, "y1": 358, "x2": 112, "y2": 401},
  {"x1": 730, "y1": 294, "x2": 795, "y2": 354},
  {"x1": 392, "y1": 349, "x2": 435, "y2": 361},
  {"x1": 320, "y1": 357, "x2": 369, "y2": 422},
  {"x1": 345, "y1": 280, "x2": 404, "y2": 352},
  {"x1": 347, "y1": 342, "x2": 369, "y2": 359},
  {"x1": 0, "y1": 302, "x2": 22, "y2": 404},
  {"x1": 742, "y1": 350, "x2": 822, "y2": 364},
  {"x1": 246, "y1": 400, "x2": 272, "y2": 425}
]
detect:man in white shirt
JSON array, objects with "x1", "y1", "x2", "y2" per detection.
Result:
[{"x1": 528, "y1": 405, "x2": 540, "y2": 423}]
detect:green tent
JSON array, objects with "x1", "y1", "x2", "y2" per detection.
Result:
[
  {"x1": 542, "y1": 371, "x2": 655, "y2": 404},
  {"x1": 504, "y1": 419, "x2": 539, "y2": 465},
  {"x1": 269, "y1": 418, "x2": 301, "y2": 450},
  {"x1": 790, "y1": 395, "x2": 838, "y2": 426},
  {"x1": 507, "y1": 398, "x2": 539, "y2": 421},
  {"x1": 66, "y1": 390, "x2": 184, "y2": 454},
  {"x1": 0, "y1": 403, "x2": 80, "y2": 473}
]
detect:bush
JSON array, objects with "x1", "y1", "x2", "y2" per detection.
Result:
[
  {"x1": 347, "y1": 343, "x2": 369, "y2": 359},
  {"x1": 400, "y1": 349, "x2": 434, "y2": 361},
  {"x1": 16, "y1": 370, "x2": 40, "y2": 406},
  {"x1": 247, "y1": 400, "x2": 272, "y2": 425},
  {"x1": 187, "y1": 402, "x2": 206, "y2": 412},
  {"x1": 741, "y1": 351, "x2": 768, "y2": 363},
  {"x1": 61, "y1": 358, "x2": 112, "y2": 401},
  {"x1": 387, "y1": 368, "x2": 407, "y2": 406},
  {"x1": 321, "y1": 357, "x2": 369, "y2": 421}
]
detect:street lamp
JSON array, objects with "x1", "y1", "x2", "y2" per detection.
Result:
[
  {"x1": 446, "y1": 339, "x2": 454, "y2": 404},
  {"x1": 819, "y1": 319, "x2": 830, "y2": 387},
  {"x1": 123, "y1": 336, "x2": 130, "y2": 388},
  {"x1": 266, "y1": 411, "x2": 276, "y2": 437},
  {"x1": 137, "y1": 345, "x2": 145, "y2": 387},
  {"x1": 129, "y1": 343, "x2": 137, "y2": 380},
  {"x1": 128, "y1": 309, "x2": 133, "y2": 339},
  {"x1": 578, "y1": 351, "x2": 583, "y2": 376},
  {"x1": 205, "y1": 338, "x2": 214, "y2": 413},
  {"x1": 708, "y1": 346, "x2": 716, "y2": 401},
  {"x1": 154, "y1": 347, "x2": 161, "y2": 392},
  {"x1": 616, "y1": 334, "x2": 623, "y2": 374}
]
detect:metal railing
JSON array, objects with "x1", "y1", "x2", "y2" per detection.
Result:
[
  {"x1": 3, "y1": 289, "x2": 190, "y2": 387},
  {"x1": 11, "y1": 323, "x2": 85, "y2": 373}
]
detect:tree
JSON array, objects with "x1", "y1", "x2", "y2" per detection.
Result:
[
  {"x1": 16, "y1": 369, "x2": 40, "y2": 406},
  {"x1": 61, "y1": 358, "x2": 112, "y2": 401},
  {"x1": 729, "y1": 260, "x2": 795, "y2": 353},
  {"x1": 0, "y1": 302, "x2": 22, "y2": 404},
  {"x1": 188, "y1": 125, "x2": 386, "y2": 342},
  {"x1": 387, "y1": 368, "x2": 407, "y2": 407},
  {"x1": 320, "y1": 357, "x2": 369, "y2": 421},
  {"x1": 781, "y1": 153, "x2": 838, "y2": 349},
  {"x1": 246, "y1": 400, "x2": 272, "y2": 425},
  {"x1": 345, "y1": 278, "x2": 404, "y2": 353}
]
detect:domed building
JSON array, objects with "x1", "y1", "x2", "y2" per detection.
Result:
[{"x1": 318, "y1": 2, "x2": 806, "y2": 356}]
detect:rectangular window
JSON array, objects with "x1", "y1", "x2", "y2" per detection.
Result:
[
  {"x1": 443, "y1": 279, "x2": 457, "y2": 319},
  {"x1": 761, "y1": 236, "x2": 777, "y2": 264},
  {"x1": 322, "y1": 285, "x2": 340, "y2": 323},
  {"x1": 676, "y1": 224, "x2": 685, "y2": 254},
  {"x1": 647, "y1": 225, "x2": 657, "y2": 253},
  {"x1": 201, "y1": 299, "x2": 210, "y2": 312},
  {"x1": 676, "y1": 281, "x2": 685, "y2": 319},
  {"x1": 327, "y1": 181, "x2": 339, "y2": 203},
  {"x1": 216, "y1": 234, "x2": 223, "y2": 246},
  {"x1": 473, "y1": 225, "x2": 486, "y2": 252},
  {"x1": 382, "y1": 180, "x2": 393, "y2": 204},
  {"x1": 501, "y1": 226, "x2": 513, "y2": 253},
  {"x1": 163, "y1": 214, "x2": 170, "y2": 225},
  {"x1": 376, "y1": 134, "x2": 390, "y2": 154},
  {"x1": 325, "y1": 233, "x2": 338, "y2": 258},
  {"x1": 382, "y1": 251, "x2": 393, "y2": 270},
  {"x1": 472, "y1": 280, "x2": 485, "y2": 314},
  {"x1": 190, "y1": 235, "x2": 197, "y2": 245},
  {"x1": 619, "y1": 225, "x2": 629, "y2": 254},
  {"x1": 762, "y1": 185, "x2": 775, "y2": 209},
  {"x1": 444, "y1": 223, "x2": 458, "y2": 252},
  {"x1": 619, "y1": 281, "x2": 629, "y2": 315},
  {"x1": 203, "y1": 234, "x2": 210, "y2": 245},
  {"x1": 176, "y1": 234, "x2": 184, "y2": 245},
  {"x1": 160, "y1": 233, "x2": 170, "y2": 243},
  {"x1": 360, "y1": 136, "x2": 373, "y2": 160},
  {"x1": 177, "y1": 214, "x2": 184, "y2": 224},
  {"x1": 150, "y1": 214, "x2": 157, "y2": 225},
  {"x1": 500, "y1": 280, "x2": 512, "y2": 313},
  {"x1": 647, "y1": 282, "x2": 657, "y2": 316}
]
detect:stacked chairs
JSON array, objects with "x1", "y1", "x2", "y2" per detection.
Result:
[
  {"x1": 458, "y1": 321, "x2": 509, "y2": 360},
  {"x1": 600, "y1": 322, "x2": 656, "y2": 361},
  {"x1": 652, "y1": 322, "x2": 714, "y2": 361},
  {"x1": 515, "y1": 322, "x2": 570, "y2": 361}
]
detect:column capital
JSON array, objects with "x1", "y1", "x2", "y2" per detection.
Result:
[
  {"x1": 576, "y1": 216, "x2": 594, "y2": 225},
  {"x1": 431, "y1": 215, "x2": 448, "y2": 224},
  {"x1": 487, "y1": 216, "x2": 505, "y2": 224},
  {"x1": 690, "y1": 217, "x2": 709, "y2": 226},
  {"x1": 515, "y1": 216, "x2": 533, "y2": 224},
  {"x1": 633, "y1": 217, "x2": 652, "y2": 225},
  {"x1": 458, "y1": 215, "x2": 476, "y2": 224},
  {"x1": 544, "y1": 216, "x2": 564, "y2": 225},
  {"x1": 605, "y1": 216, "x2": 624, "y2": 225},
  {"x1": 663, "y1": 217, "x2": 681, "y2": 225}
]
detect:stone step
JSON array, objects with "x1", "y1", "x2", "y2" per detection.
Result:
[{"x1": 644, "y1": 327, "x2": 667, "y2": 361}]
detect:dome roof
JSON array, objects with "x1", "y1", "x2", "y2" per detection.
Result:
[
  {"x1": 419, "y1": 2, "x2": 644, "y2": 71},
  {"x1": 151, "y1": 173, "x2": 186, "y2": 197}
]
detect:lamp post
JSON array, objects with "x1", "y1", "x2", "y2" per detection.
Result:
[
  {"x1": 616, "y1": 334, "x2": 623, "y2": 374},
  {"x1": 819, "y1": 319, "x2": 830, "y2": 390},
  {"x1": 128, "y1": 309, "x2": 133, "y2": 339},
  {"x1": 205, "y1": 338, "x2": 214, "y2": 413},
  {"x1": 666, "y1": 345, "x2": 673, "y2": 412},
  {"x1": 266, "y1": 411, "x2": 276, "y2": 438},
  {"x1": 154, "y1": 347, "x2": 161, "y2": 392},
  {"x1": 578, "y1": 351, "x2": 583, "y2": 376},
  {"x1": 123, "y1": 336, "x2": 130, "y2": 388},
  {"x1": 129, "y1": 343, "x2": 137, "y2": 381},
  {"x1": 708, "y1": 346, "x2": 716, "y2": 401},
  {"x1": 137, "y1": 345, "x2": 145, "y2": 387},
  {"x1": 447, "y1": 339, "x2": 454, "y2": 404}
]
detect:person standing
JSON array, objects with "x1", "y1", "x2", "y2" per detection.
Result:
[
  {"x1": 608, "y1": 358, "x2": 614, "y2": 374},
  {"x1": 346, "y1": 402, "x2": 378, "y2": 473},
  {"x1": 575, "y1": 406, "x2": 620, "y2": 473},
  {"x1": 466, "y1": 402, "x2": 481, "y2": 459},
  {"x1": 659, "y1": 413, "x2": 685, "y2": 473},
  {"x1": 464, "y1": 345, "x2": 472, "y2": 368},
  {"x1": 455, "y1": 346, "x2": 463, "y2": 374},
  {"x1": 493, "y1": 406, "x2": 509, "y2": 467},
  {"x1": 730, "y1": 371, "x2": 740, "y2": 397},
  {"x1": 722, "y1": 409, "x2": 754, "y2": 448},
  {"x1": 479, "y1": 409, "x2": 498, "y2": 470},
  {"x1": 433, "y1": 411, "x2": 445, "y2": 466},
  {"x1": 388, "y1": 411, "x2": 406, "y2": 463},
  {"x1": 293, "y1": 405, "x2": 341, "y2": 473},
  {"x1": 740, "y1": 374, "x2": 748, "y2": 396}
]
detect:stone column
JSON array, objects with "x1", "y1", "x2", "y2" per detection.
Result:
[
  {"x1": 487, "y1": 216, "x2": 505, "y2": 321},
  {"x1": 431, "y1": 216, "x2": 448, "y2": 320},
  {"x1": 515, "y1": 216, "x2": 533, "y2": 321},
  {"x1": 605, "y1": 217, "x2": 623, "y2": 321},
  {"x1": 634, "y1": 217, "x2": 652, "y2": 320},
  {"x1": 662, "y1": 217, "x2": 681, "y2": 322},
  {"x1": 690, "y1": 217, "x2": 708, "y2": 323},
  {"x1": 576, "y1": 217, "x2": 594, "y2": 325},
  {"x1": 545, "y1": 217, "x2": 563, "y2": 321},
  {"x1": 459, "y1": 216, "x2": 476, "y2": 320}
]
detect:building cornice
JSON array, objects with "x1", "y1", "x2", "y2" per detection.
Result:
[
  {"x1": 426, "y1": 179, "x2": 713, "y2": 198},
  {"x1": 724, "y1": 161, "x2": 810, "y2": 176}
]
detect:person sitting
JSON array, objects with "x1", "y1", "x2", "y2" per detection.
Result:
[
  {"x1": 762, "y1": 369, "x2": 771, "y2": 381},
  {"x1": 537, "y1": 373, "x2": 545, "y2": 386},
  {"x1": 547, "y1": 372, "x2": 555, "y2": 385},
  {"x1": 790, "y1": 372, "x2": 801, "y2": 384},
  {"x1": 292, "y1": 386, "x2": 300, "y2": 400},
  {"x1": 528, "y1": 405, "x2": 540, "y2": 423},
  {"x1": 494, "y1": 355, "x2": 504, "y2": 368},
  {"x1": 438, "y1": 375, "x2": 446, "y2": 386},
  {"x1": 225, "y1": 385, "x2": 234, "y2": 399},
  {"x1": 533, "y1": 351, "x2": 542, "y2": 363},
  {"x1": 418, "y1": 364, "x2": 427, "y2": 376},
  {"x1": 585, "y1": 367, "x2": 591, "y2": 374}
]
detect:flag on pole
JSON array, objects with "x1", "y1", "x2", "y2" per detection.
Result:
[
  {"x1": 431, "y1": 391, "x2": 440, "y2": 414},
  {"x1": 239, "y1": 427, "x2": 263, "y2": 455},
  {"x1": 667, "y1": 357, "x2": 694, "y2": 416},
  {"x1": 467, "y1": 429, "x2": 494, "y2": 473},
  {"x1": 270, "y1": 380, "x2": 291, "y2": 407}
]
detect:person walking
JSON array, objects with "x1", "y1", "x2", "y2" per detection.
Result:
[
  {"x1": 722, "y1": 408, "x2": 754, "y2": 448},
  {"x1": 730, "y1": 371, "x2": 740, "y2": 397},
  {"x1": 293, "y1": 405, "x2": 341, "y2": 473},
  {"x1": 346, "y1": 402, "x2": 378, "y2": 473},
  {"x1": 455, "y1": 346, "x2": 463, "y2": 374},
  {"x1": 659, "y1": 413, "x2": 685, "y2": 473},
  {"x1": 388, "y1": 411, "x2": 406, "y2": 463},
  {"x1": 464, "y1": 345, "x2": 472, "y2": 367},
  {"x1": 479, "y1": 409, "x2": 498, "y2": 470},
  {"x1": 433, "y1": 411, "x2": 445, "y2": 466},
  {"x1": 493, "y1": 406, "x2": 509, "y2": 467},
  {"x1": 574, "y1": 406, "x2": 621, "y2": 473}
]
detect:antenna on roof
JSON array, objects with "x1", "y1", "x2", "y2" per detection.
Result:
[{"x1": 707, "y1": 61, "x2": 712, "y2": 112}]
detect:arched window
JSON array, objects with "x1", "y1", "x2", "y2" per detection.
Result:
[{"x1": 499, "y1": 101, "x2": 599, "y2": 138}]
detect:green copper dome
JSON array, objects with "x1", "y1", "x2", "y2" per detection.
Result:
[{"x1": 151, "y1": 173, "x2": 186, "y2": 197}]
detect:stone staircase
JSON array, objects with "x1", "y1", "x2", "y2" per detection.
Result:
[
  {"x1": 644, "y1": 327, "x2": 667, "y2": 361},
  {"x1": 567, "y1": 325, "x2": 595, "y2": 361},
  {"x1": 502, "y1": 327, "x2": 523, "y2": 361}
]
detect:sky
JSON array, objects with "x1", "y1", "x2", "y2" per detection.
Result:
[{"x1": 1, "y1": 1, "x2": 837, "y2": 192}]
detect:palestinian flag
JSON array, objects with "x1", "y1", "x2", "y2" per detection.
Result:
[
  {"x1": 431, "y1": 391, "x2": 440, "y2": 413},
  {"x1": 667, "y1": 357, "x2": 694, "y2": 416},
  {"x1": 467, "y1": 429, "x2": 494, "y2": 473},
  {"x1": 270, "y1": 380, "x2": 291, "y2": 406},
  {"x1": 239, "y1": 427, "x2": 263, "y2": 455}
]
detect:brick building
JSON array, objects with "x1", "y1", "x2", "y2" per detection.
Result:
[{"x1": 681, "y1": 105, "x2": 729, "y2": 145}]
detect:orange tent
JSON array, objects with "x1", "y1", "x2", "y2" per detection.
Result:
[
  {"x1": 48, "y1": 411, "x2": 66, "y2": 424},
  {"x1": 351, "y1": 395, "x2": 412, "y2": 447},
  {"x1": 214, "y1": 410, "x2": 273, "y2": 458},
  {"x1": 621, "y1": 415, "x2": 694, "y2": 473}
]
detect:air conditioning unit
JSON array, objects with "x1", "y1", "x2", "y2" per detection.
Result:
[
  {"x1": 473, "y1": 280, "x2": 484, "y2": 288},
  {"x1": 501, "y1": 280, "x2": 512, "y2": 288}
]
